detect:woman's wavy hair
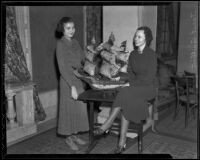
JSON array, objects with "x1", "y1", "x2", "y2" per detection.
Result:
[
  {"x1": 133, "y1": 26, "x2": 153, "y2": 50},
  {"x1": 55, "y1": 17, "x2": 74, "y2": 39}
]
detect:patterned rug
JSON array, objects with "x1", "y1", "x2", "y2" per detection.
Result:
[
  {"x1": 7, "y1": 128, "x2": 134, "y2": 154},
  {"x1": 7, "y1": 128, "x2": 89, "y2": 154},
  {"x1": 125, "y1": 132, "x2": 197, "y2": 159},
  {"x1": 7, "y1": 106, "x2": 198, "y2": 156},
  {"x1": 88, "y1": 133, "x2": 136, "y2": 154},
  {"x1": 7, "y1": 128, "x2": 198, "y2": 158}
]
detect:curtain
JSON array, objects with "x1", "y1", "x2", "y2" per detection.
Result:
[
  {"x1": 86, "y1": 6, "x2": 102, "y2": 45},
  {"x1": 156, "y1": 4, "x2": 177, "y2": 59},
  {"x1": 5, "y1": 6, "x2": 46, "y2": 122}
]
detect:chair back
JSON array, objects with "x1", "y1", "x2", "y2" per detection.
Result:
[
  {"x1": 172, "y1": 75, "x2": 186, "y2": 98},
  {"x1": 184, "y1": 71, "x2": 196, "y2": 94},
  {"x1": 172, "y1": 74, "x2": 196, "y2": 103}
]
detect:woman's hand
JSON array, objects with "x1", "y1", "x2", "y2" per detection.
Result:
[{"x1": 71, "y1": 86, "x2": 78, "y2": 100}]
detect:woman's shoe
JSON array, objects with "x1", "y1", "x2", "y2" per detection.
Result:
[
  {"x1": 65, "y1": 136, "x2": 79, "y2": 151},
  {"x1": 114, "y1": 144, "x2": 126, "y2": 154},
  {"x1": 71, "y1": 135, "x2": 87, "y2": 145},
  {"x1": 93, "y1": 127, "x2": 109, "y2": 137}
]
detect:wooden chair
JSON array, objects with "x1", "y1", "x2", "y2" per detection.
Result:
[
  {"x1": 172, "y1": 74, "x2": 197, "y2": 127},
  {"x1": 184, "y1": 71, "x2": 197, "y2": 119},
  {"x1": 184, "y1": 71, "x2": 196, "y2": 93},
  {"x1": 108, "y1": 88, "x2": 159, "y2": 154}
]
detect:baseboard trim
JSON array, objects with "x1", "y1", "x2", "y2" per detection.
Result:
[{"x1": 37, "y1": 118, "x2": 57, "y2": 134}]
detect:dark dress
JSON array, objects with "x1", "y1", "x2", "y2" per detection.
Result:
[
  {"x1": 112, "y1": 46, "x2": 157, "y2": 123},
  {"x1": 56, "y1": 37, "x2": 89, "y2": 136}
]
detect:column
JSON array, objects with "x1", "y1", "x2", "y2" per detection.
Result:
[{"x1": 6, "y1": 90, "x2": 18, "y2": 129}]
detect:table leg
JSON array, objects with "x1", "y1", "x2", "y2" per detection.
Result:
[
  {"x1": 86, "y1": 101, "x2": 101, "y2": 154},
  {"x1": 89, "y1": 101, "x2": 94, "y2": 145},
  {"x1": 85, "y1": 101, "x2": 97, "y2": 153},
  {"x1": 138, "y1": 123, "x2": 143, "y2": 154}
]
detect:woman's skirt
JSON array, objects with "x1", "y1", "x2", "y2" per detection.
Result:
[{"x1": 112, "y1": 85, "x2": 156, "y2": 123}]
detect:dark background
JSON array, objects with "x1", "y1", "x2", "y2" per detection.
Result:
[{"x1": 30, "y1": 6, "x2": 84, "y2": 92}]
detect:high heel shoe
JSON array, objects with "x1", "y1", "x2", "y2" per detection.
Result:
[
  {"x1": 114, "y1": 144, "x2": 126, "y2": 154},
  {"x1": 93, "y1": 127, "x2": 109, "y2": 137}
]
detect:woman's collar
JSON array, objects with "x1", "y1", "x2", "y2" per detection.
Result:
[
  {"x1": 137, "y1": 45, "x2": 147, "y2": 54},
  {"x1": 62, "y1": 36, "x2": 73, "y2": 44}
]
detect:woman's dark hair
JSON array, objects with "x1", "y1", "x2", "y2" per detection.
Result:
[
  {"x1": 55, "y1": 17, "x2": 74, "y2": 39},
  {"x1": 133, "y1": 26, "x2": 153, "y2": 49}
]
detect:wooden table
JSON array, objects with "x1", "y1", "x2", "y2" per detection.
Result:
[
  {"x1": 78, "y1": 87, "x2": 177, "y2": 153},
  {"x1": 78, "y1": 89, "x2": 118, "y2": 153}
]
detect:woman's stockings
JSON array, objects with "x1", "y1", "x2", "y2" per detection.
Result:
[
  {"x1": 100, "y1": 107, "x2": 121, "y2": 131},
  {"x1": 99, "y1": 107, "x2": 129, "y2": 147},
  {"x1": 119, "y1": 114, "x2": 129, "y2": 147}
]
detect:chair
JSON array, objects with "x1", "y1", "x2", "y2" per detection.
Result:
[
  {"x1": 108, "y1": 88, "x2": 159, "y2": 154},
  {"x1": 184, "y1": 71, "x2": 197, "y2": 119},
  {"x1": 184, "y1": 71, "x2": 196, "y2": 93},
  {"x1": 172, "y1": 74, "x2": 197, "y2": 127}
]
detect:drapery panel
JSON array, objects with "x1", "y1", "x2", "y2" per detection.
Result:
[
  {"x1": 156, "y1": 4, "x2": 176, "y2": 59},
  {"x1": 5, "y1": 6, "x2": 46, "y2": 122},
  {"x1": 86, "y1": 6, "x2": 102, "y2": 45},
  {"x1": 6, "y1": 6, "x2": 31, "y2": 82}
]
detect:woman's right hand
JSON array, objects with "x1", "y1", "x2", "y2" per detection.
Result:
[{"x1": 71, "y1": 86, "x2": 78, "y2": 100}]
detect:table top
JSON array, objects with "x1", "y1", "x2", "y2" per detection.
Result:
[{"x1": 78, "y1": 89, "x2": 118, "y2": 102}]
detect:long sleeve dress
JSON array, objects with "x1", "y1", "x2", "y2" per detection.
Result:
[
  {"x1": 56, "y1": 37, "x2": 89, "y2": 136},
  {"x1": 112, "y1": 46, "x2": 157, "y2": 123}
]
